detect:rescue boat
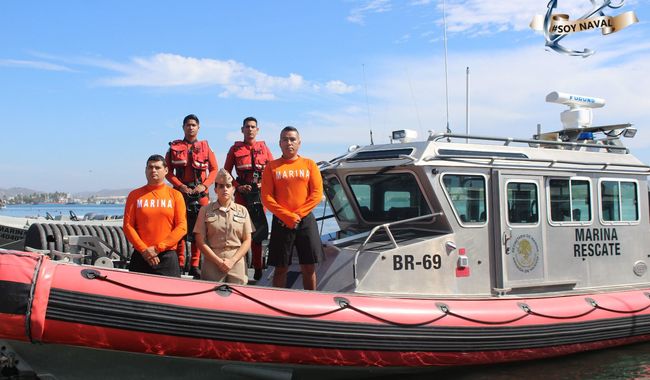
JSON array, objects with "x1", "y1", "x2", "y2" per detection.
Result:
[{"x1": 1, "y1": 92, "x2": 650, "y2": 377}]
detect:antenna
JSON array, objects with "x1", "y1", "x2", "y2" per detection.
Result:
[
  {"x1": 442, "y1": 0, "x2": 451, "y2": 138},
  {"x1": 362, "y1": 64, "x2": 374, "y2": 145},
  {"x1": 465, "y1": 66, "x2": 470, "y2": 143},
  {"x1": 406, "y1": 68, "x2": 423, "y2": 135}
]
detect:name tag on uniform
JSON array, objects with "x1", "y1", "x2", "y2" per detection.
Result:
[{"x1": 233, "y1": 213, "x2": 246, "y2": 223}]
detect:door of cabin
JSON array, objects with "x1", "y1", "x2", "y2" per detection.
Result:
[{"x1": 493, "y1": 172, "x2": 546, "y2": 290}]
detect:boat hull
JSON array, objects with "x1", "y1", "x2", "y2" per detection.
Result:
[{"x1": 2, "y1": 249, "x2": 650, "y2": 370}]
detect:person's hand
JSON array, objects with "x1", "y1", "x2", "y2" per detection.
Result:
[
  {"x1": 143, "y1": 246, "x2": 160, "y2": 267},
  {"x1": 237, "y1": 185, "x2": 252, "y2": 193},
  {"x1": 292, "y1": 215, "x2": 301, "y2": 229},
  {"x1": 195, "y1": 184, "x2": 206, "y2": 194},
  {"x1": 178, "y1": 184, "x2": 192, "y2": 195},
  {"x1": 147, "y1": 256, "x2": 160, "y2": 267},
  {"x1": 218, "y1": 258, "x2": 233, "y2": 273}
]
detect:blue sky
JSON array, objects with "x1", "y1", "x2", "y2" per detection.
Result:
[{"x1": 1, "y1": 0, "x2": 649, "y2": 192}]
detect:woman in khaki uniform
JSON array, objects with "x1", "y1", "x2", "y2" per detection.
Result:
[{"x1": 194, "y1": 169, "x2": 252, "y2": 284}]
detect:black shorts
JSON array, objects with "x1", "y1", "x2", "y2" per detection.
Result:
[
  {"x1": 267, "y1": 213, "x2": 322, "y2": 267},
  {"x1": 128, "y1": 250, "x2": 181, "y2": 277}
]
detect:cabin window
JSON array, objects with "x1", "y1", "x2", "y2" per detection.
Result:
[
  {"x1": 441, "y1": 174, "x2": 487, "y2": 224},
  {"x1": 600, "y1": 180, "x2": 639, "y2": 222},
  {"x1": 347, "y1": 173, "x2": 431, "y2": 222},
  {"x1": 507, "y1": 182, "x2": 539, "y2": 224},
  {"x1": 549, "y1": 179, "x2": 591, "y2": 223},
  {"x1": 324, "y1": 176, "x2": 358, "y2": 223}
]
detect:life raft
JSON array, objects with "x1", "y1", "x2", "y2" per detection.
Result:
[{"x1": 1, "y1": 249, "x2": 650, "y2": 369}]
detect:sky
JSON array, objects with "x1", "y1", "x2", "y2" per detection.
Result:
[{"x1": 1, "y1": 0, "x2": 649, "y2": 192}]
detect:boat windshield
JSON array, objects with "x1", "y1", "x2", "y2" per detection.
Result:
[
  {"x1": 346, "y1": 172, "x2": 431, "y2": 222},
  {"x1": 324, "y1": 176, "x2": 358, "y2": 223}
]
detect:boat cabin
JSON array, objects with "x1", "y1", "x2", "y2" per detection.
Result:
[{"x1": 310, "y1": 93, "x2": 650, "y2": 297}]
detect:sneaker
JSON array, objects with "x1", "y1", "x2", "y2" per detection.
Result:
[{"x1": 254, "y1": 268, "x2": 263, "y2": 281}]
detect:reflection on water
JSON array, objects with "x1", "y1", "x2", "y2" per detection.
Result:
[
  {"x1": 403, "y1": 342, "x2": 650, "y2": 380},
  {"x1": 8, "y1": 340, "x2": 650, "y2": 380}
]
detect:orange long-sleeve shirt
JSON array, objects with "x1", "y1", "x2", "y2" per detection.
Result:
[
  {"x1": 261, "y1": 156, "x2": 323, "y2": 229},
  {"x1": 123, "y1": 184, "x2": 187, "y2": 253}
]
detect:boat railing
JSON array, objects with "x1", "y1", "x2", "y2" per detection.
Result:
[
  {"x1": 429, "y1": 132, "x2": 630, "y2": 153},
  {"x1": 352, "y1": 212, "x2": 442, "y2": 286},
  {"x1": 424, "y1": 153, "x2": 650, "y2": 172}
]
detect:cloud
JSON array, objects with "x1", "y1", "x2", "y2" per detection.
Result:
[
  {"x1": 96, "y1": 53, "x2": 301, "y2": 100},
  {"x1": 291, "y1": 34, "x2": 650, "y2": 165},
  {"x1": 0, "y1": 59, "x2": 72, "y2": 71},
  {"x1": 92, "y1": 53, "x2": 354, "y2": 100},
  {"x1": 347, "y1": 0, "x2": 392, "y2": 25},
  {"x1": 325, "y1": 80, "x2": 358, "y2": 94}
]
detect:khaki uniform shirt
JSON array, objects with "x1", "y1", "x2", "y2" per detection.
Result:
[{"x1": 194, "y1": 201, "x2": 253, "y2": 252}]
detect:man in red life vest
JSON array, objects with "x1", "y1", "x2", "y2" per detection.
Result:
[
  {"x1": 165, "y1": 114, "x2": 218, "y2": 278},
  {"x1": 224, "y1": 116, "x2": 274, "y2": 281}
]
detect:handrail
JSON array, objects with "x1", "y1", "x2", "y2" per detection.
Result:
[
  {"x1": 422, "y1": 154, "x2": 650, "y2": 172},
  {"x1": 318, "y1": 147, "x2": 362, "y2": 170},
  {"x1": 429, "y1": 132, "x2": 629, "y2": 153},
  {"x1": 352, "y1": 212, "x2": 442, "y2": 286}
]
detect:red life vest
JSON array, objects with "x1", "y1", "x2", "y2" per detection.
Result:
[
  {"x1": 168, "y1": 140, "x2": 211, "y2": 171},
  {"x1": 232, "y1": 141, "x2": 271, "y2": 183}
]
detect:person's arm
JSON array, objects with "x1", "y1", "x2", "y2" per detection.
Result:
[
  {"x1": 224, "y1": 146, "x2": 243, "y2": 192},
  {"x1": 155, "y1": 190, "x2": 188, "y2": 252},
  {"x1": 264, "y1": 143, "x2": 275, "y2": 161},
  {"x1": 261, "y1": 164, "x2": 300, "y2": 228},
  {"x1": 122, "y1": 192, "x2": 148, "y2": 253},
  {"x1": 221, "y1": 208, "x2": 252, "y2": 272},
  {"x1": 193, "y1": 208, "x2": 222, "y2": 266},
  {"x1": 200, "y1": 148, "x2": 219, "y2": 190},
  {"x1": 165, "y1": 149, "x2": 185, "y2": 189},
  {"x1": 295, "y1": 159, "x2": 324, "y2": 218},
  {"x1": 195, "y1": 232, "x2": 223, "y2": 266}
]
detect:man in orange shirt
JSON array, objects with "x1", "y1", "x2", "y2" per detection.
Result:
[
  {"x1": 165, "y1": 114, "x2": 218, "y2": 278},
  {"x1": 261, "y1": 126, "x2": 323, "y2": 290},
  {"x1": 123, "y1": 154, "x2": 187, "y2": 277}
]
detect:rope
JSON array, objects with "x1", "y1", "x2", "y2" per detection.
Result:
[
  {"x1": 446, "y1": 310, "x2": 529, "y2": 325},
  {"x1": 82, "y1": 270, "x2": 218, "y2": 297},
  {"x1": 228, "y1": 287, "x2": 347, "y2": 319},
  {"x1": 81, "y1": 270, "x2": 650, "y2": 327},
  {"x1": 342, "y1": 302, "x2": 448, "y2": 327}
]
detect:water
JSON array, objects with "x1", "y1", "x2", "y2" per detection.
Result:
[
  {"x1": 0, "y1": 203, "x2": 124, "y2": 219},
  {"x1": 0, "y1": 202, "x2": 340, "y2": 235},
  {"x1": 2, "y1": 204, "x2": 648, "y2": 378}
]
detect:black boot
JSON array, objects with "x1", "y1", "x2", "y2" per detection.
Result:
[
  {"x1": 254, "y1": 268, "x2": 262, "y2": 281},
  {"x1": 189, "y1": 266, "x2": 201, "y2": 280}
]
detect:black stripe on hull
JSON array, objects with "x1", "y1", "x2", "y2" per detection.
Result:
[
  {"x1": 0, "y1": 280, "x2": 31, "y2": 315},
  {"x1": 46, "y1": 288, "x2": 650, "y2": 352}
]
